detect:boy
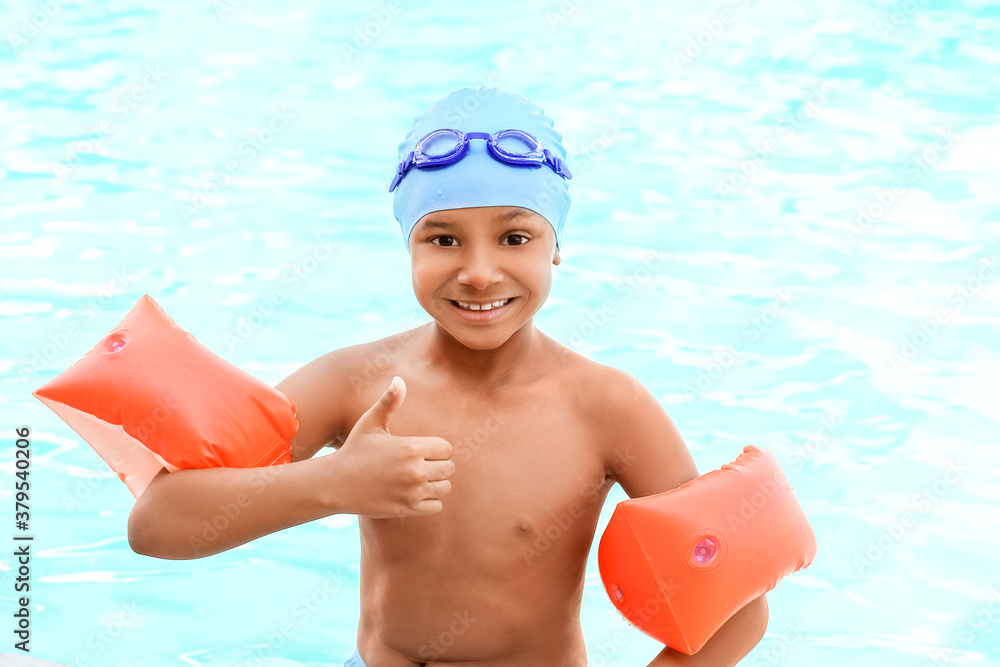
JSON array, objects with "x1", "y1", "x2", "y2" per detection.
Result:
[{"x1": 127, "y1": 88, "x2": 768, "y2": 666}]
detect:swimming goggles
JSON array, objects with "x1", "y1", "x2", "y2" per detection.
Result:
[{"x1": 389, "y1": 128, "x2": 573, "y2": 193}]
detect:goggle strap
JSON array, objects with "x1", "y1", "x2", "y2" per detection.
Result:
[
  {"x1": 388, "y1": 151, "x2": 415, "y2": 192},
  {"x1": 401, "y1": 151, "x2": 414, "y2": 173},
  {"x1": 543, "y1": 149, "x2": 573, "y2": 181}
]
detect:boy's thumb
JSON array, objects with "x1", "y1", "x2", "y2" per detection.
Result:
[{"x1": 357, "y1": 376, "x2": 405, "y2": 434}]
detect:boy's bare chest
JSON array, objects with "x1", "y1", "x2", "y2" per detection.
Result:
[
  {"x1": 395, "y1": 386, "x2": 610, "y2": 539},
  {"x1": 414, "y1": 378, "x2": 600, "y2": 470},
  {"x1": 347, "y1": 374, "x2": 611, "y2": 545}
]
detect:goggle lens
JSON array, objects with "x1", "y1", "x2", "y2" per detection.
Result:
[
  {"x1": 495, "y1": 132, "x2": 535, "y2": 155},
  {"x1": 419, "y1": 131, "x2": 462, "y2": 158}
]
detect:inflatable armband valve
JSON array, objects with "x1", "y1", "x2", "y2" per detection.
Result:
[
  {"x1": 597, "y1": 446, "x2": 816, "y2": 654},
  {"x1": 33, "y1": 294, "x2": 298, "y2": 500}
]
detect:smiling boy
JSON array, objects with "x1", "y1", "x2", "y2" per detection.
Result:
[{"x1": 128, "y1": 88, "x2": 768, "y2": 666}]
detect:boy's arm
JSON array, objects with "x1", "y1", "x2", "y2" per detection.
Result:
[
  {"x1": 646, "y1": 596, "x2": 768, "y2": 667},
  {"x1": 127, "y1": 456, "x2": 345, "y2": 560},
  {"x1": 128, "y1": 349, "x2": 352, "y2": 559},
  {"x1": 597, "y1": 368, "x2": 769, "y2": 666},
  {"x1": 129, "y1": 356, "x2": 454, "y2": 560}
]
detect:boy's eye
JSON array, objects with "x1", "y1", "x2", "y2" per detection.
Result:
[
  {"x1": 430, "y1": 236, "x2": 457, "y2": 247},
  {"x1": 429, "y1": 234, "x2": 530, "y2": 247}
]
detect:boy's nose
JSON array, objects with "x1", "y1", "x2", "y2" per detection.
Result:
[{"x1": 456, "y1": 248, "x2": 504, "y2": 290}]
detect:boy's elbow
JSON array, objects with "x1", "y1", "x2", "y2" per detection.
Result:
[
  {"x1": 127, "y1": 501, "x2": 163, "y2": 558},
  {"x1": 126, "y1": 468, "x2": 183, "y2": 559},
  {"x1": 127, "y1": 508, "x2": 149, "y2": 555},
  {"x1": 746, "y1": 594, "x2": 769, "y2": 645},
  {"x1": 127, "y1": 490, "x2": 187, "y2": 560}
]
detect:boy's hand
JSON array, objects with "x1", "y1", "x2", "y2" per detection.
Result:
[{"x1": 332, "y1": 376, "x2": 455, "y2": 519}]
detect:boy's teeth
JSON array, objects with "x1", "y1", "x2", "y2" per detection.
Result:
[{"x1": 456, "y1": 298, "x2": 510, "y2": 311}]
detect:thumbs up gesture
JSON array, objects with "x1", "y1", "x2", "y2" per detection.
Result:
[{"x1": 334, "y1": 376, "x2": 455, "y2": 519}]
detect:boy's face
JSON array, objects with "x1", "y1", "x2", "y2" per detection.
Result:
[{"x1": 408, "y1": 205, "x2": 561, "y2": 350}]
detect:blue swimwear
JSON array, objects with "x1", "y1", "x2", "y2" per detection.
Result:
[{"x1": 343, "y1": 648, "x2": 367, "y2": 667}]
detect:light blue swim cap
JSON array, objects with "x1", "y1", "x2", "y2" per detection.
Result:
[{"x1": 391, "y1": 87, "x2": 572, "y2": 253}]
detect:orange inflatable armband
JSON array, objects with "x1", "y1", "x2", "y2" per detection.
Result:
[
  {"x1": 33, "y1": 294, "x2": 298, "y2": 500},
  {"x1": 598, "y1": 446, "x2": 816, "y2": 654}
]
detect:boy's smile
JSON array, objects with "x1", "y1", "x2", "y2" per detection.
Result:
[{"x1": 447, "y1": 295, "x2": 518, "y2": 320}]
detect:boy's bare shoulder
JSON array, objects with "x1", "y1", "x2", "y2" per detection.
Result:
[
  {"x1": 550, "y1": 341, "x2": 649, "y2": 412},
  {"x1": 295, "y1": 327, "x2": 423, "y2": 380},
  {"x1": 277, "y1": 328, "x2": 423, "y2": 462},
  {"x1": 552, "y1": 341, "x2": 697, "y2": 493}
]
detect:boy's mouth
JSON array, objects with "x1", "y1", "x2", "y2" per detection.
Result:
[{"x1": 447, "y1": 297, "x2": 517, "y2": 319}]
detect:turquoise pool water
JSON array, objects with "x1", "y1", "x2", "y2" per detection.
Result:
[{"x1": 2, "y1": 1, "x2": 998, "y2": 665}]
